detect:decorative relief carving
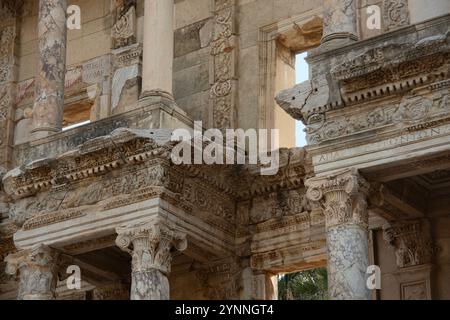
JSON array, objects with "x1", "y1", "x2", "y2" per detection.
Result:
[
  {"x1": 2, "y1": 128, "x2": 174, "y2": 198},
  {"x1": 210, "y1": 0, "x2": 237, "y2": 129},
  {"x1": 0, "y1": 21, "x2": 17, "y2": 166},
  {"x1": 305, "y1": 93, "x2": 449, "y2": 144},
  {"x1": 383, "y1": 0, "x2": 409, "y2": 31},
  {"x1": 5, "y1": 245, "x2": 59, "y2": 300},
  {"x1": 401, "y1": 281, "x2": 429, "y2": 300},
  {"x1": 305, "y1": 168, "x2": 369, "y2": 229},
  {"x1": 22, "y1": 209, "x2": 87, "y2": 231},
  {"x1": 112, "y1": 0, "x2": 137, "y2": 49},
  {"x1": 182, "y1": 178, "x2": 235, "y2": 224},
  {"x1": 115, "y1": 219, "x2": 187, "y2": 275},
  {"x1": 332, "y1": 34, "x2": 450, "y2": 95},
  {"x1": 196, "y1": 258, "x2": 241, "y2": 300},
  {"x1": 383, "y1": 219, "x2": 436, "y2": 268}
]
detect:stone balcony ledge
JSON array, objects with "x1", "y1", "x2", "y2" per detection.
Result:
[{"x1": 12, "y1": 102, "x2": 193, "y2": 168}]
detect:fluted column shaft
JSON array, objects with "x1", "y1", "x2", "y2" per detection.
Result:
[
  {"x1": 5, "y1": 245, "x2": 59, "y2": 300},
  {"x1": 116, "y1": 219, "x2": 187, "y2": 300},
  {"x1": 32, "y1": 0, "x2": 67, "y2": 138},
  {"x1": 306, "y1": 169, "x2": 371, "y2": 300},
  {"x1": 321, "y1": 0, "x2": 358, "y2": 45},
  {"x1": 141, "y1": 0, "x2": 175, "y2": 100}
]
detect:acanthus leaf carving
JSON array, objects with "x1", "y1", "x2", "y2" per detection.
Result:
[
  {"x1": 305, "y1": 168, "x2": 369, "y2": 229},
  {"x1": 115, "y1": 218, "x2": 187, "y2": 275},
  {"x1": 383, "y1": 219, "x2": 437, "y2": 268}
]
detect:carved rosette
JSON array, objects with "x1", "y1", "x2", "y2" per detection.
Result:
[
  {"x1": 383, "y1": 0, "x2": 409, "y2": 31},
  {"x1": 383, "y1": 219, "x2": 436, "y2": 268},
  {"x1": 306, "y1": 168, "x2": 370, "y2": 230},
  {"x1": 115, "y1": 219, "x2": 187, "y2": 275},
  {"x1": 5, "y1": 244, "x2": 59, "y2": 300}
]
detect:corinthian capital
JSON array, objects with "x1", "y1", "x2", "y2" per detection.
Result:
[
  {"x1": 305, "y1": 168, "x2": 369, "y2": 229},
  {"x1": 115, "y1": 218, "x2": 187, "y2": 275},
  {"x1": 383, "y1": 219, "x2": 436, "y2": 268},
  {"x1": 5, "y1": 244, "x2": 59, "y2": 300}
]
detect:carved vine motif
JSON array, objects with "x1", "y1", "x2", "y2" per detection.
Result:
[
  {"x1": 383, "y1": 219, "x2": 436, "y2": 268},
  {"x1": 305, "y1": 169, "x2": 369, "y2": 229},
  {"x1": 383, "y1": 0, "x2": 409, "y2": 31},
  {"x1": 210, "y1": 0, "x2": 237, "y2": 129},
  {"x1": 0, "y1": 21, "x2": 16, "y2": 167}
]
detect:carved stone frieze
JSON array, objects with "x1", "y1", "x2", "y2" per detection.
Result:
[
  {"x1": 332, "y1": 33, "x2": 450, "y2": 97},
  {"x1": 383, "y1": 219, "x2": 436, "y2": 268},
  {"x1": 304, "y1": 92, "x2": 449, "y2": 144},
  {"x1": 195, "y1": 258, "x2": 241, "y2": 300},
  {"x1": 2, "y1": 128, "x2": 174, "y2": 199}
]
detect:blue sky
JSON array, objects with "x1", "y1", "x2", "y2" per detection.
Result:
[{"x1": 295, "y1": 52, "x2": 309, "y2": 147}]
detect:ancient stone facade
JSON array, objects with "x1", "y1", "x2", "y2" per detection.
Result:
[{"x1": 0, "y1": 0, "x2": 450, "y2": 300}]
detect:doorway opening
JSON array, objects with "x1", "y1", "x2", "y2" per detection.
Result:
[{"x1": 278, "y1": 267, "x2": 328, "y2": 300}]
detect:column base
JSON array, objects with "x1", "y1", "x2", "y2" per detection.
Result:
[
  {"x1": 138, "y1": 91, "x2": 187, "y2": 116},
  {"x1": 140, "y1": 90, "x2": 174, "y2": 101},
  {"x1": 320, "y1": 32, "x2": 358, "y2": 50},
  {"x1": 131, "y1": 269, "x2": 170, "y2": 300},
  {"x1": 30, "y1": 127, "x2": 61, "y2": 140}
]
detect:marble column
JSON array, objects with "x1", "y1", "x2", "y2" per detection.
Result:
[
  {"x1": 5, "y1": 245, "x2": 60, "y2": 300},
  {"x1": 31, "y1": 0, "x2": 67, "y2": 138},
  {"x1": 306, "y1": 168, "x2": 371, "y2": 300},
  {"x1": 321, "y1": 0, "x2": 358, "y2": 45},
  {"x1": 115, "y1": 218, "x2": 187, "y2": 300},
  {"x1": 141, "y1": 0, "x2": 175, "y2": 101}
]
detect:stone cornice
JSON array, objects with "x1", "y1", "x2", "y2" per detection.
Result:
[
  {"x1": 275, "y1": 16, "x2": 450, "y2": 123},
  {"x1": 3, "y1": 128, "x2": 175, "y2": 199}
]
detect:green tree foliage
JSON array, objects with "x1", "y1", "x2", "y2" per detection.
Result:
[{"x1": 278, "y1": 267, "x2": 328, "y2": 300}]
